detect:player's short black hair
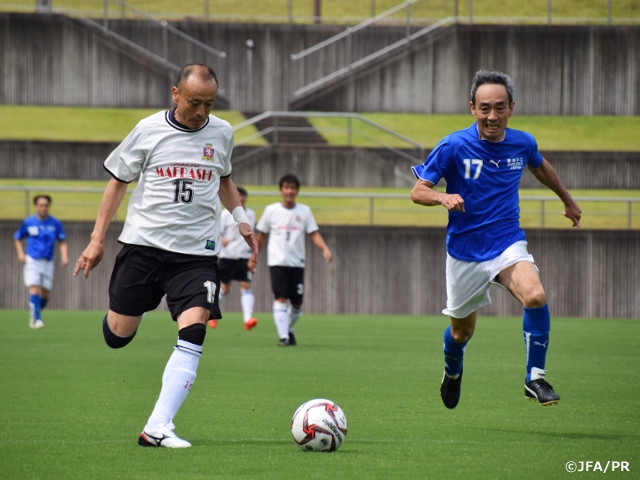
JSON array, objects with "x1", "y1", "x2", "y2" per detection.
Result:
[
  {"x1": 470, "y1": 70, "x2": 514, "y2": 105},
  {"x1": 279, "y1": 173, "x2": 301, "y2": 190},
  {"x1": 237, "y1": 186, "x2": 248, "y2": 197},
  {"x1": 176, "y1": 64, "x2": 219, "y2": 89},
  {"x1": 33, "y1": 195, "x2": 52, "y2": 205}
]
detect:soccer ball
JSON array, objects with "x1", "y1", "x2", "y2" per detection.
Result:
[{"x1": 290, "y1": 398, "x2": 347, "y2": 452}]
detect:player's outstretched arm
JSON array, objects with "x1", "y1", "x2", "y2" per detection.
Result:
[
  {"x1": 74, "y1": 178, "x2": 128, "y2": 279},
  {"x1": 411, "y1": 180, "x2": 465, "y2": 212},
  {"x1": 238, "y1": 222, "x2": 258, "y2": 263},
  {"x1": 219, "y1": 176, "x2": 258, "y2": 262},
  {"x1": 309, "y1": 231, "x2": 332, "y2": 263},
  {"x1": 58, "y1": 240, "x2": 69, "y2": 267},
  {"x1": 14, "y1": 239, "x2": 26, "y2": 264},
  {"x1": 529, "y1": 159, "x2": 582, "y2": 227}
]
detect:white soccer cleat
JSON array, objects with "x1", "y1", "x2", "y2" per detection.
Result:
[
  {"x1": 32, "y1": 319, "x2": 45, "y2": 329},
  {"x1": 138, "y1": 425, "x2": 192, "y2": 448}
]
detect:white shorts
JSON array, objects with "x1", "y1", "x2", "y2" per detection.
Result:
[
  {"x1": 443, "y1": 240, "x2": 536, "y2": 319},
  {"x1": 23, "y1": 256, "x2": 54, "y2": 290}
]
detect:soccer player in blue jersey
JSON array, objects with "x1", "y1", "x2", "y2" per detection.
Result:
[
  {"x1": 411, "y1": 70, "x2": 582, "y2": 408},
  {"x1": 14, "y1": 195, "x2": 68, "y2": 329}
]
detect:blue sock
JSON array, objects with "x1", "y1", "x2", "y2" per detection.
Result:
[
  {"x1": 29, "y1": 294, "x2": 42, "y2": 321},
  {"x1": 443, "y1": 325, "x2": 467, "y2": 377},
  {"x1": 523, "y1": 305, "x2": 551, "y2": 382}
]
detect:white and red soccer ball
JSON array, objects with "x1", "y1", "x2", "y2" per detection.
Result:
[{"x1": 290, "y1": 398, "x2": 347, "y2": 452}]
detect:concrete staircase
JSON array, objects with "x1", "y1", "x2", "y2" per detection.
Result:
[{"x1": 242, "y1": 112, "x2": 327, "y2": 145}]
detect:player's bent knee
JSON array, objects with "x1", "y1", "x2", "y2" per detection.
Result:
[
  {"x1": 178, "y1": 323, "x2": 206, "y2": 346},
  {"x1": 523, "y1": 292, "x2": 547, "y2": 309},
  {"x1": 102, "y1": 315, "x2": 137, "y2": 349},
  {"x1": 451, "y1": 329, "x2": 473, "y2": 344}
]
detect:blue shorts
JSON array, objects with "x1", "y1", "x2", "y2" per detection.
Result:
[{"x1": 109, "y1": 244, "x2": 221, "y2": 321}]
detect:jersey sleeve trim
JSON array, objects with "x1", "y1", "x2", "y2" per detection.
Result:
[{"x1": 104, "y1": 165, "x2": 134, "y2": 184}]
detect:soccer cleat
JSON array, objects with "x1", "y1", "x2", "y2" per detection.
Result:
[
  {"x1": 278, "y1": 337, "x2": 290, "y2": 347},
  {"x1": 32, "y1": 319, "x2": 45, "y2": 329},
  {"x1": 207, "y1": 319, "x2": 218, "y2": 329},
  {"x1": 288, "y1": 331, "x2": 297, "y2": 346},
  {"x1": 440, "y1": 366, "x2": 463, "y2": 409},
  {"x1": 243, "y1": 318, "x2": 258, "y2": 331},
  {"x1": 525, "y1": 378, "x2": 560, "y2": 405},
  {"x1": 138, "y1": 426, "x2": 192, "y2": 448}
]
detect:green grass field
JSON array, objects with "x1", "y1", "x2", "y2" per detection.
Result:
[
  {"x1": 6, "y1": 0, "x2": 640, "y2": 22},
  {"x1": 3, "y1": 106, "x2": 640, "y2": 151},
  {"x1": 1, "y1": 309, "x2": 638, "y2": 479}
]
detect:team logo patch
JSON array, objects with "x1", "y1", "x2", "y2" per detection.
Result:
[
  {"x1": 202, "y1": 143, "x2": 215, "y2": 161},
  {"x1": 205, "y1": 240, "x2": 216, "y2": 250},
  {"x1": 507, "y1": 157, "x2": 525, "y2": 170}
]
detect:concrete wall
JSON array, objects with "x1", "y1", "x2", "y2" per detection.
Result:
[
  {"x1": 2, "y1": 221, "x2": 638, "y2": 319},
  {"x1": 1, "y1": 140, "x2": 638, "y2": 190},
  {"x1": 1, "y1": 13, "x2": 639, "y2": 114}
]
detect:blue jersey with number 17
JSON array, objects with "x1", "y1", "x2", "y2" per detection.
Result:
[{"x1": 411, "y1": 124, "x2": 543, "y2": 262}]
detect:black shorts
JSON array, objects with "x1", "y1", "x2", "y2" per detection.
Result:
[
  {"x1": 108, "y1": 244, "x2": 221, "y2": 321},
  {"x1": 269, "y1": 266, "x2": 305, "y2": 305},
  {"x1": 218, "y1": 258, "x2": 252, "y2": 284}
]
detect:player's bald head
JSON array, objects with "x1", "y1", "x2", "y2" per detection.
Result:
[{"x1": 176, "y1": 64, "x2": 218, "y2": 89}]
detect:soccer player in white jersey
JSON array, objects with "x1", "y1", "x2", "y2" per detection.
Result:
[
  {"x1": 411, "y1": 71, "x2": 581, "y2": 409},
  {"x1": 14, "y1": 195, "x2": 68, "y2": 329},
  {"x1": 74, "y1": 64, "x2": 258, "y2": 448},
  {"x1": 209, "y1": 186, "x2": 259, "y2": 330},
  {"x1": 254, "y1": 173, "x2": 332, "y2": 346}
]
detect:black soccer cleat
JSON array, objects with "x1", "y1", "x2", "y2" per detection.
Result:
[
  {"x1": 524, "y1": 378, "x2": 560, "y2": 405},
  {"x1": 288, "y1": 331, "x2": 297, "y2": 346},
  {"x1": 440, "y1": 366, "x2": 463, "y2": 409},
  {"x1": 278, "y1": 337, "x2": 290, "y2": 346}
]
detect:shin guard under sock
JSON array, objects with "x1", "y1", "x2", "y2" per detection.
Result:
[
  {"x1": 523, "y1": 305, "x2": 551, "y2": 382},
  {"x1": 443, "y1": 325, "x2": 467, "y2": 377}
]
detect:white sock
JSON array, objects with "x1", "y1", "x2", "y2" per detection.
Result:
[
  {"x1": 530, "y1": 367, "x2": 546, "y2": 381},
  {"x1": 218, "y1": 290, "x2": 227, "y2": 310},
  {"x1": 145, "y1": 340, "x2": 201, "y2": 430},
  {"x1": 289, "y1": 306, "x2": 302, "y2": 331},
  {"x1": 241, "y1": 289, "x2": 255, "y2": 322},
  {"x1": 273, "y1": 301, "x2": 290, "y2": 340}
]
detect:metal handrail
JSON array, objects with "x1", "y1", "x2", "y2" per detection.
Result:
[
  {"x1": 294, "y1": 18, "x2": 452, "y2": 98},
  {"x1": 46, "y1": 2, "x2": 227, "y2": 96},
  {"x1": 289, "y1": 0, "x2": 419, "y2": 62},
  {"x1": 289, "y1": 1, "x2": 423, "y2": 103},
  {"x1": 2, "y1": 186, "x2": 638, "y2": 229},
  {"x1": 233, "y1": 111, "x2": 425, "y2": 161}
]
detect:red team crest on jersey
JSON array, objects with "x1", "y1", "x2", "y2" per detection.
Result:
[{"x1": 202, "y1": 143, "x2": 215, "y2": 161}]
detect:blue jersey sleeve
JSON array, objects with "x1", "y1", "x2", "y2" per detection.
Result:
[
  {"x1": 411, "y1": 137, "x2": 453, "y2": 185},
  {"x1": 13, "y1": 221, "x2": 28, "y2": 241}
]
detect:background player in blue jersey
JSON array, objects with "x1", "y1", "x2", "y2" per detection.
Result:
[
  {"x1": 411, "y1": 70, "x2": 582, "y2": 409},
  {"x1": 14, "y1": 195, "x2": 68, "y2": 329}
]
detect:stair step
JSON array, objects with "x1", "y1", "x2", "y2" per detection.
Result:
[{"x1": 242, "y1": 112, "x2": 327, "y2": 145}]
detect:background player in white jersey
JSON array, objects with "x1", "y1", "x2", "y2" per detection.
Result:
[
  {"x1": 410, "y1": 70, "x2": 581, "y2": 409},
  {"x1": 254, "y1": 173, "x2": 332, "y2": 346},
  {"x1": 14, "y1": 195, "x2": 68, "y2": 329},
  {"x1": 74, "y1": 64, "x2": 258, "y2": 448},
  {"x1": 209, "y1": 186, "x2": 258, "y2": 331}
]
